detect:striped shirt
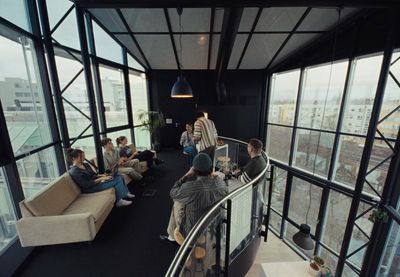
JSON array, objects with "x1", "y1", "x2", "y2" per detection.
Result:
[
  {"x1": 193, "y1": 117, "x2": 218, "y2": 151},
  {"x1": 239, "y1": 155, "x2": 267, "y2": 184},
  {"x1": 170, "y1": 175, "x2": 228, "y2": 237}
]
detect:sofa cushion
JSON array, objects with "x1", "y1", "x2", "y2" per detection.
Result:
[
  {"x1": 62, "y1": 191, "x2": 114, "y2": 222},
  {"x1": 25, "y1": 173, "x2": 80, "y2": 216}
]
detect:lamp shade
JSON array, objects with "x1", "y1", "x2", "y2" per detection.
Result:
[
  {"x1": 171, "y1": 75, "x2": 193, "y2": 98},
  {"x1": 292, "y1": 224, "x2": 314, "y2": 250}
]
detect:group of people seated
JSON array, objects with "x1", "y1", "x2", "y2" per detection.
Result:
[
  {"x1": 160, "y1": 112, "x2": 267, "y2": 245},
  {"x1": 67, "y1": 136, "x2": 164, "y2": 208}
]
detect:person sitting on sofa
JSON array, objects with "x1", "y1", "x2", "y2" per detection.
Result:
[
  {"x1": 116, "y1": 136, "x2": 164, "y2": 169},
  {"x1": 101, "y1": 138, "x2": 144, "y2": 183},
  {"x1": 180, "y1": 123, "x2": 197, "y2": 166},
  {"x1": 67, "y1": 148, "x2": 134, "y2": 207}
]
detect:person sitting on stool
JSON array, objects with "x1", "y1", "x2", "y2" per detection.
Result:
[
  {"x1": 159, "y1": 153, "x2": 228, "y2": 245},
  {"x1": 180, "y1": 123, "x2": 197, "y2": 166}
]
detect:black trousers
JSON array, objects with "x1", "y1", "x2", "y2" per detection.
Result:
[
  {"x1": 136, "y1": 150, "x2": 155, "y2": 168},
  {"x1": 200, "y1": 146, "x2": 216, "y2": 162}
]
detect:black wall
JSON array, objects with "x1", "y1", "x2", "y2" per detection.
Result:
[{"x1": 149, "y1": 70, "x2": 266, "y2": 148}]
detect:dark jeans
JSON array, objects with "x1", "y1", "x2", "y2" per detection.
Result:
[{"x1": 136, "y1": 150, "x2": 155, "y2": 168}]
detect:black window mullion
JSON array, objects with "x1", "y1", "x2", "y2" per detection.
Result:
[
  {"x1": 27, "y1": 0, "x2": 66, "y2": 174},
  {"x1": 288, "y1": 67, "x2": 305, "y2": 166},
  {"x1": 85, "y1": 14, "x2": 107, "y2": 135}
]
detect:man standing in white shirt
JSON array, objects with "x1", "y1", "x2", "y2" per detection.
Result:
[{"x1": 193, "y1": 111, "x2": 218, "y2": 160}]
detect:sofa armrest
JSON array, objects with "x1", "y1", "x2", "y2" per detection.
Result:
[{"x1": 16, "y1": 213, "x2": 96, "y2": 247}]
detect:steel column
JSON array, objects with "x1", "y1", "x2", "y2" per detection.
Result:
[
  {"x1": 335, "y1": 10, "x2": 397, "y2": 276},
  {"x1": 37, "y1": 0, "x2": 71, "y2": 153},
  {"x1": 75, "y1": 6, "x2": 105, "y2": 172}
]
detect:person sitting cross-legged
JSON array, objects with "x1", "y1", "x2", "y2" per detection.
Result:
[
  {"x1": 67, "y1": 148, "x2": 134, "y2": 207},
  {"x1": 159, "y1": 153, "x2": 228, "y2": 245},
  {"x1": 116, "y1": 136, "x2": 164, "y2": 169},
  {"x1": 102, "y1": 138, "x2": 144, "y2": 183}
]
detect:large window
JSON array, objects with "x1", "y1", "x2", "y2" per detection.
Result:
[
  {"x1": 0, "y1": 168, "x2": 18, "y2": 255},
  {"x1": 0, "y1": 0, "x2": 30, "y2": 32},
  {"x1": 0, "y1": 35, "x2": 52, "y2": 155},
  {"x1": 129, "y1": 71, "x2": 151, "y2": 149},
  {"x1": 99, "y1": 65, "x2": 128, "y2": 129},
  {"x1": 16, "y1": 147, "x2": 59, "y2": 198}
]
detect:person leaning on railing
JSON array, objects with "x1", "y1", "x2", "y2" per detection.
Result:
[
  {"x1": 233, "y1": 138, "x2": 267, "y2": 184},
  {"x1": 159, "y1": 153, "x2": 228, "y2": 245}
]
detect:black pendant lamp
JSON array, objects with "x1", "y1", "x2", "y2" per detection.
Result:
[
  {"x1": 171, "y1": 74, "x2": 193, "y2": 98},
  {"x1": 170, "y1": 8, "x2": 193, "y2": 99},
  {"x1": 293, "y1": 224, "x2": 314, "y2": 250}
]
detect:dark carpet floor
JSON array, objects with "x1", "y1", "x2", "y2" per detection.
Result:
[{"x1": 15, "y1": 149, "x2": 189, "y2": 277}]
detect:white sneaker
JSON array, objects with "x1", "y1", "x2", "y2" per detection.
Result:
[
  {"x1": 126, "y1": 192, "x2": 135, "y2": 199},
  {"x1": 116, "y1": 199, "x2": 132, "y2": 207}
]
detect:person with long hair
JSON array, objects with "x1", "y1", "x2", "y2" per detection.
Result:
[
  {"x1": 116, "y1": 136, "x2": 164, "y2": 169},
  {"x1": 67, "y1": 148, "x2": 134, "y2": 207}
]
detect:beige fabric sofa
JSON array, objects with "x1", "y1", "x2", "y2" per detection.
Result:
[{"x1": 16, "y1": 173, "x2": 115, "y2": 247}]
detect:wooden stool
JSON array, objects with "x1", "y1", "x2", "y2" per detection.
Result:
[{"x1": 194, "y1": 247, "x2": 206, "y2": 274}]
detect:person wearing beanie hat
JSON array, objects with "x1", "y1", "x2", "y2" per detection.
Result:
[{"x1": 160, "y1": 153, "x2": 227, "y2": 244}]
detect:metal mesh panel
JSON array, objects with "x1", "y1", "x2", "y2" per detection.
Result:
[
  {"x1": 135, "y1": 35, "x2": 177, "y2": 69},
  {"x1": 255, "y1": 7, "x2": 306, "y2": 31},
  {"x1": 227, "y1": 34, "x2": 248, "y2": 69},
  {"x1": 121, "y1": 8, "x2": 168, "y2": 32},
  {"x1": 89, "y1": 9, "x2": 127, "y2": 33},
  {"x1": 168, "y1": 8, "x2": 210, "y2": 32},
  {"x1": 173, "y1": 35, "x2": 209, "y2": 69}
]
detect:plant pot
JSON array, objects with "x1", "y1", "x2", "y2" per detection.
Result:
[{"x1": 309, "y1": 264, "x2": 320, "y2": 276}]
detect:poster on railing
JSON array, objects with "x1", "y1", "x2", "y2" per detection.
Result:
[{"x1": 229, "y1": 185, "x2": 252, "y2": 254}]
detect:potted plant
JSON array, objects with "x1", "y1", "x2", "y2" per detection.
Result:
[
  {"x1": 368, "y1": 207, "x2": 389, "y2": 223},
  {"x1": 309, "y1": 255, "x2": 324, "y2": 276},
  {"x1": 137, "y1": 110, "x2": 166, "y2": 151}
]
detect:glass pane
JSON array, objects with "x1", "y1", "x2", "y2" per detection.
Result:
[
  {"x1": 99, "y1": 65, "x2": 128, "y2": 128},
  {"x1": 0, "y1": 0, "x2": 30, "y2": 31},
  {"x1": 269, "y1": 210, "x2": 282, "y2": 232},
  {"x1": 322, "y1": 190, "x2": 351, "y2": 253},
  {"x1": 71, "y1": 137, "x2": 97, "y2": 160},
  {"x1": 93, "y1": 22, "x2": 122, "y2": 64},
  {"x1": 285, "y1": 222, "x2": 315, "y2": 257},
  {"x1": 0, "y1": 167, "x2": 18, "y2": 254},
  {"x1": 294, "y1": 129, "x2": 334, "y2": 177},
  {"x1": 52, "y1": 6, "x2": 81, "y2": 50},
  {"x1": 333, "y1": 136, "x2": 365, "y2": 188},
  {"x1": 365, "y1": 137, "x2": 394, "y2": 196},
  {"x1": 319, "y1": 247, "x2": 339, "y2": 277},
  {"x1": 107, "y1": 129, "x2": 132, "y2": 146},
  {"x1": 55, "y1": 55, "x2": 93, "y2": 138},
  {"x1": 378, "y1": 220, "x2": 400, "y2": 277},
  {"x1": 288, "y1": 177, "x2": 322, "y2": 235},
  {"x1": 128, "y1": 54, "x2": 145, "y2": 71},
  {"x1": 342, "y1": 55, "x2": 383, "y2": 135},
  {"x1": 379, "y1": 52, "x2": 400, "y2": 140},
  {"x1": 134, "y1": 127, "x2": 151, "y2": 150},
  {"x1": 129, "y1": 72, "x2": 149, "y2": 125},
  {"x1": 347, "y1": 202, "x2": 374, "y2": 269},
  {"x1": 16, "y1": 147, "x2": 59, "y2": 198},
  {"x1": 269, "y1": 70, "x2": 300, "y2": 125},
  {"x1": 0, "y1": 35, "x2": 53, "y2": 156},
  {"x1": 298, "y1": 61, "x2": 348, "y2": 130},
  {"x1": 271, "y1": 167, "x2": 287, "y2": 213},
  {"x1": 45, "y1": 0, "x2": 73, "y2": 30},
  {"x1": 266, "y1": 125, "x2": 293, "y2": 164}
]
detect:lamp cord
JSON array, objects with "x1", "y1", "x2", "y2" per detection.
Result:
[
  {"x1": 178, "y1": 12, "x2": 184, "y2": 70},
  {"x1": 306, "y1": 8, "x2": 341, "y2": 226}
]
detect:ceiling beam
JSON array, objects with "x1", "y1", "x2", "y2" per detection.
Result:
[
  {"x1": 116, "y1": 9, "x2": 152, "y2": 69},
  {"x1": 236, "y1": 7, "x2": 263, "y2": 69},
  {"x1": 269, "y1": 8, "x2": 373, "y2": 72},
  {"x1": 72, "y1": 0, "x2": 400, "y2": 8},
  {"x1": 265, "y1": 7, "x2": 311, "y2": 70},
  {"x1": 207, "y1": 8, "x2": 215, "y2": 70},
  {"x1": 164, "y1": 8, "x2": 181, "y2": 70},
  {"x1": 215, "y1": 7, "x2": 243, "y2": 83},
  {"x1": 110, "y1": 30, "x2": 327, "y2": 35}
]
